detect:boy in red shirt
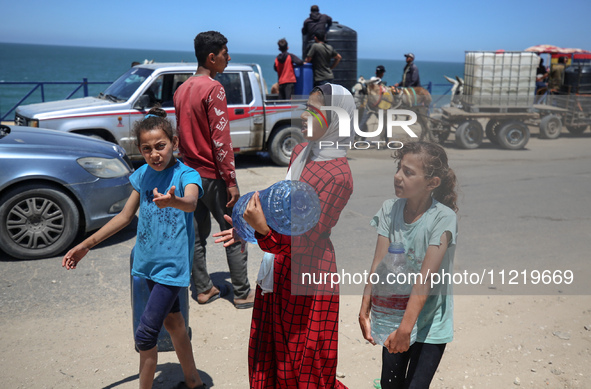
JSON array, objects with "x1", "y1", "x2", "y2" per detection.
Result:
[{"x1": 174, "y1": 31, "x2": 254, "y2": 309}]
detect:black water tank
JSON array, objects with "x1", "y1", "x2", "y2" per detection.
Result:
[
  {"x1": 562, "y1": 64, "x2": 591, "y2": 93},
  {"x1": 302, "y1": 21, "x2": 357, "y2": 92}
]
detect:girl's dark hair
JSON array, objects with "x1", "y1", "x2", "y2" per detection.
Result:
[
  {"x1": 132, "y1": 107, "x2": 175, "y2": 145},
  {"x1": 394, "y1": 142, "x2": 458, "y2": 212}
]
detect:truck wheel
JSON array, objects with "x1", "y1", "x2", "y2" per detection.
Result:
[
  {"x1": 268, "y1": 125, "x2": 305, "y2": 166},
  {"x1": 78, "y1": 131, "x2": 108, "y2": 142},
  {"x1": 485, "y1": 120, "x2": 501, "y2": 144},
  {"x1": 497, "y1": 121, "x2": 530, "y2": 150},
  {"x1": 539, "y1": 115, "x2": 562, "y2": 139},
  {"x1": 455, "y1": 120, "x2": 483, "y2": 149},
  {"x1": 0, "y1": 185, "x2": 80, "y2": 260},
  {"x1": 566, "y1": 125, "x2": 588, "y2": 135}
]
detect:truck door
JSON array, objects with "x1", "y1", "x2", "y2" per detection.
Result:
[
  {"x1": 215, "y1": 71, "x2": 253, "y2": 151},
  {"x1": 130, "y1": 72, "x2": 192, "y2": 144}
]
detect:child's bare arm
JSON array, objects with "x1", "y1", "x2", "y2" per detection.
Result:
[
  {"x1": 384, "y1": 231, "x2": 451, "y2": 353},
  {"x1": 62, "y1": 191, "x2": 140, "y2": 269},
  {"x1": 152, "y1": 184, "x2": 199, "y2": 212}
]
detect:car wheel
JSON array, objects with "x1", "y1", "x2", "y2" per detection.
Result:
[
  {"x1": 0, "y1": 185, "x2": 80, "y2": 260},
  {"x1": 497, "y1": 121, "x2": 530, "y2": 150},
  {"x1": 268, "y1": 125, "x2": 305, "y2": 166},
  {"x1": 539, "y1": 115, "x2": 562, "y2": 139},
  {"x1": 485, "y1": 120, "x2": 501, "y2": 144},
  {"x1": 455, "y1": 120, "x2": 483, "y2": 149}
]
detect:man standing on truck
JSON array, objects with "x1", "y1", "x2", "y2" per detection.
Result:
[
  {"x1": 302, "y1": 5, "x2": 332, "y2": 57},
  {"x1": 305, "y1": 31, "x2": 341, "y2": 87},
  {"x1": 274, "y1": 38, "x2": 304, "y2": 100},
  {"x1": 174, "y1": 31, "x2": 254, "y2": 309}
]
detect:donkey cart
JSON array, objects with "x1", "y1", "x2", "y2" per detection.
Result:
[{"x1": 433, "y1": 107, "x2": 538, "y2": 150}]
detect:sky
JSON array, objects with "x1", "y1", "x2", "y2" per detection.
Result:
[{"x1": 1, "y1": 0, "x2": 591, "y2": 63}]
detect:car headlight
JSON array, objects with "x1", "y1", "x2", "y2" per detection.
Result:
[
  {"x1": 29, "y1": 119, "x2": 39, "y2": 127},
  {"x1": 77, "y1": 157, "x2": 130, "y2": 178}
]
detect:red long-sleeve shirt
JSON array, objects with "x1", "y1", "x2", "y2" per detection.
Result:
[{"x1": 174, "y1": 75, "x2": 237, "y2": 187}]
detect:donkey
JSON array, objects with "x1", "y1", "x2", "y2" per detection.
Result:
[
  {"x1": 366, "y1": 83, "x2": 435, "y2": 142},
  {"x1": 444, "y1": 75, "x2": 464, "y2": 107}
]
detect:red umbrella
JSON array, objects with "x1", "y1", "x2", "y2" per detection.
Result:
[{"x1": 525, "y1": 45, "x2": 590, "y2": 54}]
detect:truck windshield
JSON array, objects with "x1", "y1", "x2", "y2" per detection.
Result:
[{"x1": 101, "y1": 67, "x2": 154, "y2": 101}]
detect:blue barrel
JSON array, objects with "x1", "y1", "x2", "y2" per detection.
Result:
[
  {"x1": 130, "y1": 248, "x2": 191, "y2": 352},
  {"x1": 294, "y1": 63, "x2": 314, "y2": 96}
]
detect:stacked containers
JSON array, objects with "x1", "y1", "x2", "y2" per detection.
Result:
[{"x1": 462, "y1": 51, "x2": 538, "y2": 111}]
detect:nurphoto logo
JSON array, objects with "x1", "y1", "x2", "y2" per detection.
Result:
[{"x1": 305, "y1": 106, "x2": 419, "y2": 150}]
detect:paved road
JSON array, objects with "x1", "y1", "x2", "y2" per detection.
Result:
[{"x1": 2, "y1": 132, "x2": 591, "y2": 321}]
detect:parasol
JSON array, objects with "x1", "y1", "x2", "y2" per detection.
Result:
[{"x1": 525, "y1": 45, "x2": 590, "y2": 54}]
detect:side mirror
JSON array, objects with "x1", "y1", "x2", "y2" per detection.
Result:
[{"x1": 134, "y1": 95, "x2": 151, "y2": 110}]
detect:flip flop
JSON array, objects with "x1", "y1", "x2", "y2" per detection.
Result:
[
  {"x1": 173, "y1": 382, "x2": 207, "y2": 389},
  {"x1": 197, "y1": 284, "x2": 228, "y2": 305}
]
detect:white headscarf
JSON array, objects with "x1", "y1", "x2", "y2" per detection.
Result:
[
  {"x1": 288, "y1": 83, "x2": 356, "y2": 181},
  {"x1": 257, "y1": 83, "x2": 356, "y2": 294}
]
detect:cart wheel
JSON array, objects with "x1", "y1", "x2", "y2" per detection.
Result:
[
  {"x1": 497, "y1": 121, "x2": 530, "y2": 150},
  {"x1": 455, "y1": 120, "x2": 483, "y2": 149},
  {"x1": 539, "y1": 115, "x2": 562, "y2": 139},
  {"x1": 566, "y1": 125, "x2": 588, "y2": 135},
  {"x1": 485, "y1": 120, "x2": 501, "y2": 144},
  {"x1": 429, "y1": 114, "x2": 451, "y2": 144}
]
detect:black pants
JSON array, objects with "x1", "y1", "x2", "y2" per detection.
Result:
[
  {"x1": 279, "y1": 83, "x2": 295, "y2": 100},
  {"x1": 381, "y1": 342, "x2": 446, "y2": 389},
  {"x1": 191, "y1": 178, "x2": 250, "y2": 299}
]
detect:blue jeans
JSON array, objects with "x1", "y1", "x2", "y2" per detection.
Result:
[
  {"x1": 134, "y1": 279, "x2": 181, "y2": 351},
  {"x1": 381, "y1": 342, "x2": 446, "y2": 389}
]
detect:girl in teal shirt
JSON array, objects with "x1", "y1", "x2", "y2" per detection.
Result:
[{"x1": 359, "y1": 142, "x2": 458, "y2": 388}]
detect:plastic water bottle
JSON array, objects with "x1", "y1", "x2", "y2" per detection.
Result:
[
  {"x1": 232, "y1": 180, "x2": 321, "y2": 244},
  {"x1": 370, "y1": 242, "x2": 418, "y2": 347}
]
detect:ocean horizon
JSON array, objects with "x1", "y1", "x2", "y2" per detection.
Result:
[{"x1": 0, "y1": 42, "x2": 465, "y2": 120}]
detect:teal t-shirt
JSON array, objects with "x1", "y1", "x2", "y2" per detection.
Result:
[
  {"x1": 370, "y1": 198, "x2": 457, "y2": 344},
  {"x1": 129, "y1": 160, "x2": 203, "y2": 287}
]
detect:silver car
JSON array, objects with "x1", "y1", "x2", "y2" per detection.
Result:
[{"x1": 0, "y1": 124, "x2": 133, "y2": 260}]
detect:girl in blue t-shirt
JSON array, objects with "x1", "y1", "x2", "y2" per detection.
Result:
[
  {"x1": 359, "y1": 141, "x2": 458, "y2": 389},
  {"x1": 62, "y1": 108, "x2": 206, "y2": 389}
]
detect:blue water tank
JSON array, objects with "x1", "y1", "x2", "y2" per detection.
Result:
[{"x1": 294, "y1": 63, "x2": 314, "y2": 96}]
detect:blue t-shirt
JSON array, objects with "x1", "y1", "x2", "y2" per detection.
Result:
[
  {"x1": 371, "y1": 198, "x2": 457, "y2": 344},
  {"x1": 129, "y1": 160, "x2": 203, "y2": 287}
]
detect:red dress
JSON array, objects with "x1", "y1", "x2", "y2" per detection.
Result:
[{"x1": 248, "y1": 144, "x2": 353, "y2": 388}]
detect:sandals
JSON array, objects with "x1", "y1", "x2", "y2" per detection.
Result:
[{"x1": 197, "y1": 284, "x2": 228, "y2": 305}]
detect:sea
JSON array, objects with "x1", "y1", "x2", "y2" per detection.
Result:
[{"x1": 0, "y1": 42, "x2": 465, "y2": 121}]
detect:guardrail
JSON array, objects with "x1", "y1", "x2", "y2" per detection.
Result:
[
  {"x1": 0, "y1": 79, "x2": 112, "y2": 121},
  {"x1": 1, "y1": 79, "x2": 453, "y2": 122}
]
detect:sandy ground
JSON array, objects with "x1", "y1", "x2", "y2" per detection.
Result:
[
  {"x1": 2, "y1": 131, "x2": 591, "y2": 388},
  {"x1": 2, "y1": 293, "x2": 590, "y2": 388}
]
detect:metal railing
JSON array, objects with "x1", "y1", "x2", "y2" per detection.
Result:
[
  {"x1": 0, "y1": 79, "x2": 112, "y2": 121},
  {"x1": 1, "y1": 79, "x2": 453, "y2": 122}
]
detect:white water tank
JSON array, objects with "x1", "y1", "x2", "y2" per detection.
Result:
[{"x1": 462, "y1": 51, "x2": 538, "y2": 110}]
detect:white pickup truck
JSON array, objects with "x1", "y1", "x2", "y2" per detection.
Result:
[{"x1": 15, "y1": 63, "x2": 305, "y2": 166}]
